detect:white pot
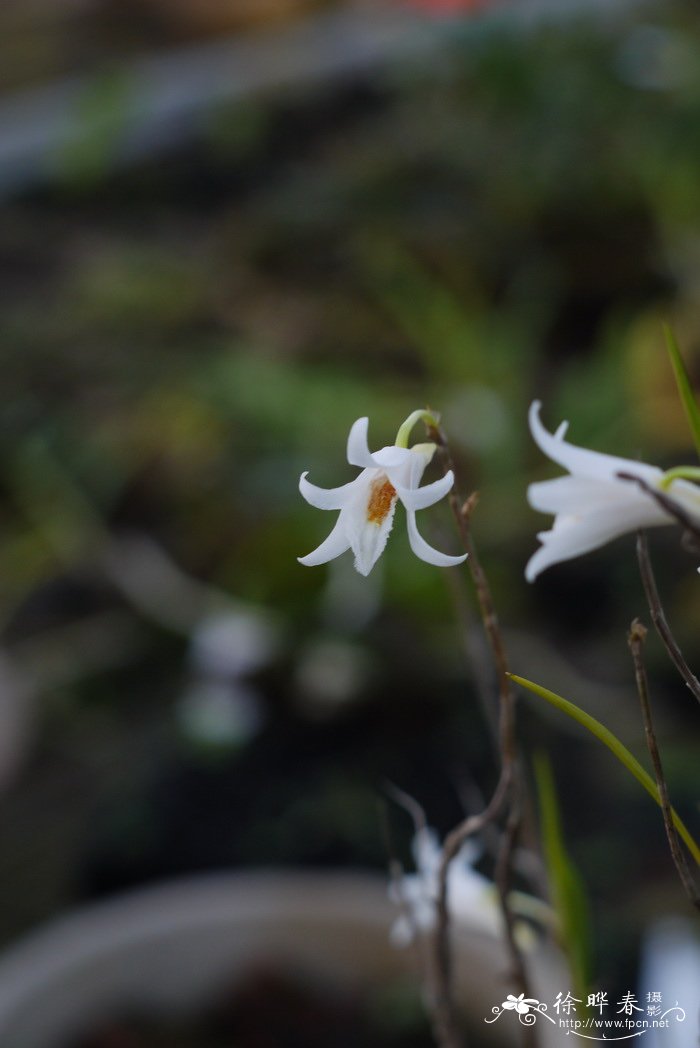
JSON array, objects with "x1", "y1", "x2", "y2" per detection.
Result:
[{"x1": 0, "y1": 870, "x2": 564, "y2": 1047}]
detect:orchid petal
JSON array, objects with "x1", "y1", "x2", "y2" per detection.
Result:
[
  {"x1": 297, "y1": 518, "x2": 351, "y2": 567},
  {"x1": 525, "y1": 501, "x2": 669, "y2": 582},
  {"x1": 412, "y1": 828, "x2": 442, "y2": 877},
  {"x1": 394, "y1": 469, "x2": 455, "y2": 511},
  {"x1": 386, "y1": 443, "x2": 435, "y2": 490},
  {"x1": 299, "y1": 472, "x2": 355, "y2": 510},
  {"x1": 371, "y1": 445, "x2": 413, "y2": 469},
  {"x1": 346, "y1": 505, "x2": 397, "y2": 577},
  {"x1": 346, "y1": 417, "x2": 374, "y2": 468},
  {"x1": 390, "y1": 916, "x2": 413, "y2": 947},
  {"x1": 528, "y1": 475, "x2": 670, "y2": 519},
  {"x1": 529, "y1": 401, "x2": 661, "y2": 485},
  {"x1": 409, "y1": 445, "x2": 435, "y2": 486},
  {"x1": 406, "y1": 511, "x2": 467, "y2": 567},
  {"x1": 670, "y1": 477, "x2": 700, "y2": 516}
]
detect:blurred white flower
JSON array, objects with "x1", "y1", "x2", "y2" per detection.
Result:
[
  {"x1": 638, "y1": 916, "x2": 699, "y2": 1048},
  {"x1": 298, "y1": 416, "x2": 467, "y2": 576},
  {"x1": 390, "y1": 827, "x2": 492, "y2": 946},
  {"x1": 189, "y1": 608, "x2": 277, "y2": 679},
  {"x1": 526, "y1": 401, "x2": 700, "y2": 581},
  {"x1": 390, "y1": 824, "x2": 553, "y2": 949},
  {"x1": 294, "y1": 638, "x2": 372, "y2": 715},
  {"x1": 177, "y1": 679, "x2": 263, "y2": 749}
]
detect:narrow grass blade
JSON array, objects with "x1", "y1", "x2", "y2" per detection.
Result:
[
  {"x1": 534, "y1": 752, "x2": 591, "y2": 1000},
  {"x1": 664, "y1": 324, "x2": 700, "y2": 459},
  {"x1": 510, "y1": 673, "x2": 700, "y2": 867}
]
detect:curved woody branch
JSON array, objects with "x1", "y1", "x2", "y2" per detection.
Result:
[
  {"x1": 428, "y1": 420, "x2": 537, "y2": 1048},
  {"x1": 635, "y1": 532, "x2": 700, "y2": 708},
  {"x1": 627, "y1": 619, "x2": 700, "y2": 912}
]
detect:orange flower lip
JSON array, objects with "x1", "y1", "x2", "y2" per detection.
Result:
[{"x1": 366, "y1": 476, "x2": 397, "y2": 524}]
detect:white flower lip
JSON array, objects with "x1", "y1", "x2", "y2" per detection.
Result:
[
  {"x1": 525, "y1": 401, "x2": 700, "y2": 581},
  {"x1": 298, "y1": 416, "x2": 467, "y2": 576}
]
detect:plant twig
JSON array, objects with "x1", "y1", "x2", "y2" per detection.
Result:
[
  {"x1": 635, "y1": 532, "x2": 700, "y2": 707},
  {"x1": 443, "y1": 558, "x2": 500, "y2": 752},
  {"x1": 383, "y1": 790, "x2": 457, "y2": 1048},
  {"x1": 495, "y1": 791, "x2": 530, "y2": 988},
  {"x1": 384, "y1": 780, "x2": 428, "y2": 833},
  {"x1": 617, "y1": 472, "x2": 700, "y2": 542},
  {"x1": 434, "y1": 769, "x2": 511, "y2": 1048},
  {"x1": 429, "y1": 422, "x2": 536, "y2": 1048},
  {"x1": 430, "y1": 458, "x2": 518, "y2": 797},
  {"x1": 627, "y1": 619, "x2": 700, "y2": 912}
]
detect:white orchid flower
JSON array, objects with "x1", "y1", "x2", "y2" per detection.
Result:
[
  {"x1": 389, "y1": 824, "x2": 552, "y2": 947},
  {"x1": 389, "y1": 826, "x2": 491, "y2": 946},
  {"x1": 526, "y1": 401, "x2": 700, "y2": 582},
  {"x1": 298, "y1": 412, "x2": 467, "y2": 577}
]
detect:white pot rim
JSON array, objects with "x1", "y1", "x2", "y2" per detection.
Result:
[{"x1": 0, "y1": 868, "x2": 561, "y2": 1048}]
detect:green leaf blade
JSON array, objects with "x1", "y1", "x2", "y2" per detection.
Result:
[
  {"x1": 664, "y1": 325, "x2": 700, "y2": 460},
  {"x1": 510, "y1": 672, "x2": 700, "y2": 867},
  {"x1": 534, "y1": 752, "x2": 591, "y2": 1001}
]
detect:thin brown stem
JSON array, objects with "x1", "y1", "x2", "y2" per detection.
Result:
[
  {"x1": 635, "y1": 532, "x2": 700, "y2": 707},
  {"x1": 429, "y1": 437, "x2": 517, "y2": 788},
  {"x1": 617, "y1": 473, "x2": 700, "y2": 542},
  {"x1": 384, "y1": 781, "x2": 427, "y2": 833},
  {"x1": 627, "y1": 619, "x2": 700, "y2": 912},
  {"x1": 495, "y1": 796, "x2": 534, "y2": 1003},
  {"x1": 444, "y1": 562, "x2": 500, "y2": 751},
  {"x1": 433, "y1": 769, "x2": 512, "y2": 1048},
  {"x1": 382, "y1": 799, "x2": 450, "y2": 1048},
  {"x1": 429, "y1": 422, "x2": 537, "y2": 1048}
]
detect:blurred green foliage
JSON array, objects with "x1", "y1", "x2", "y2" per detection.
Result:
[{"x1": 0, "y1": 3, "x2": 697, "y2": 1003}]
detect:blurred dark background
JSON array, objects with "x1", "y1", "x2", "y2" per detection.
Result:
[{"x1": 0, "y1": 0, "x2": 698, "y2": 1023}]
